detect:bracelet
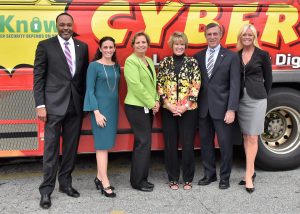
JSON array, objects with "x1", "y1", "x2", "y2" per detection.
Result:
[{"x1": 184, "y1": 103, "x2": 191, "y2": 110}]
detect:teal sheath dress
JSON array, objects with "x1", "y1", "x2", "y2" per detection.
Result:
[{"x1": 83, "y1": 61, "x2": 120, "y2": 150}]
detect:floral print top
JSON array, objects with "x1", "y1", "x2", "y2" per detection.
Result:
[{"x1": 157, "y1": 55, "x2": 201, "y2": 110}]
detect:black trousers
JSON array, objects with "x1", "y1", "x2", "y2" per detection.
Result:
[
  {"x1": 198, "y1": 112, "x2": 234, "y2": 180},
  {"x1": 125, "y1": 104, "x2": 153, "y2": 188},
  {"x1": 39, "y1": 97, "x2": 82, "y2": 195},
  {"x1": 161, "y1": 108, "x2": 197, "y2": 182}
]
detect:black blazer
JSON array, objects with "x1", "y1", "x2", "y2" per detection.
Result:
[
  {"x1": 194, "y1": 46, "x2": 240, "y2": 119},
  {"x1": 239, "y1": 47, "x2": 272, "y2": 99},
  {"x1": 33, "y1": 36, "x2": 89, "y2": 116}
]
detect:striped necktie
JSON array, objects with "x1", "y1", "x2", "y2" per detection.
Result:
[
  {"x1": 64, "y1": 41, "x2": 73, "y2": 76},
  {"x1": 206, "y1": 48, "x2": 215, "y2": 78}
]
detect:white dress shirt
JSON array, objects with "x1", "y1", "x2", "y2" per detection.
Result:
[
  {"x1": 57, "y1": 35, "x2": 76, "y2": 76},
  {"x1": 205, "y1": 44, "x2": 221, "y2": 67}
]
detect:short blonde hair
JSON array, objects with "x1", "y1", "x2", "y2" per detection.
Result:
[
  {"x1": 236, "y1": 24, "x2": 259, "y2": 51},
  {"x1": 168, "y1": 32, "x2": 188, "y2": 48}
]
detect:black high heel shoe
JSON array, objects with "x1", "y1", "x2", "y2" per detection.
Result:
[
  {"x1": 94, "y1": 177, "x2": 115, "y2": 190},
  {"x1": 238, "y1": 172, "x2": 256, "y2": 185},
  {"x1": 94, "y1": 177, "x2": 103, "y2": 190},
  {"x1": 245, "y1": 187, "x2": 255, "y2": 194},
  {"x1": 101, "y1": 186, "x2": 116, "y2": 198}
]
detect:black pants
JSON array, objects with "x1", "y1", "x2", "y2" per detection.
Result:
[
  {"x1": 125, "y1": 104, "x2": 153, "y2": 188},
  {"x1": 198, "y1": 112, "x2": 234, "y2": 180},
  {"x1": 162, "y1": 108, "x2": 197, "y2": 182},
  {"x1": 39, "y1": 98, "x2": 82, "y2": 195}
]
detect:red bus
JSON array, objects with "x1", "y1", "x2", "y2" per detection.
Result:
[{"x1": 1, "y1": 0, "x2": 300, "y2": 170}]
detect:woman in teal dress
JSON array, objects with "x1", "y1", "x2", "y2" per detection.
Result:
[{"x1": 84, "y1": 37, "x2": 119, "y2": 198}]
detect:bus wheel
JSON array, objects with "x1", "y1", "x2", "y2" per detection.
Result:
[{"x1": 256, "y1": 88, "x2": 300, "y2": 170}]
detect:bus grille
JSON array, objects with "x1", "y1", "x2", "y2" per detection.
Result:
[{"x1": 0, "y1": 90, "x2": 38, "y2": 151}]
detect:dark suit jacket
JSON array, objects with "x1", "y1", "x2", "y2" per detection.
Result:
[
  {"x1": 239, "y1": 47, "x2": 273, "y2": 99},
  {"x1": 194, "y1": 46, "x2": 240, "y2": 119},
  {"x1": 33, "y1": 36, "x2": 89, "y2": 116}
]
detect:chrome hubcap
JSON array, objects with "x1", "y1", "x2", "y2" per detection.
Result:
[{"x1": 261, "y1": 106, "x2": 300, "y2": 155}]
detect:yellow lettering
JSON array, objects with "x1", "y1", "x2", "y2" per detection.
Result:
[
  {"x1": 184, "y1": 3, "x2": 218, "y2": 45},
  {"x1": 91, "y1": 0, "x2": 130, "y2": 44},
  {"x1": 261, "y1": 5, "x2": 298, "y2": 45},
  {"x1": 226, "y1": 4, "x2": 258, "y2": 45},
  {"x1": 140, "y1": 1, "x2": 182, "y2": 44}
]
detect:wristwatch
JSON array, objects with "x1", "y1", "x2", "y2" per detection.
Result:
[{"x1": 184, "y1": 103, "x2": 191, "y2": 110}]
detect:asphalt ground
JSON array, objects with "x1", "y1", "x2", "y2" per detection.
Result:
[{"x1": 0, "y1": 148, "x2": 300, "y2": 214}]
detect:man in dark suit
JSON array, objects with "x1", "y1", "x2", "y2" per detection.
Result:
[
  {"x1": 33, "y1": 13, "x2": 89, "y2": 209},
  {"x1": 194, "y1": 23, "x2": 240, "y2": 189}
]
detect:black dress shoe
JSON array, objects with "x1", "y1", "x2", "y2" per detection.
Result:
[
  {"x1": 40, "y1": 194, "x2": 51, "y2": 209},
  {"x1": 238, "y1": 172, "x2": 256, "y2": 185},
  {"x1": 132, "y1": 185, "x2": 153, "y2": 192},
  {"x1": 245, "y1": 187, "x2": 255, "y2": 194},
  {"x1": 59, "y1": 186, "x2": 80, "y2": 198},
  {"x1": 198, "y1": 176, "x2": 217, "y2": 185},
  {"x1": 146, "y1": 181, "x2": 154, "y2": 188},
  {"x1": 219, "y1": 179, "x2": 230, "y2": 189}
]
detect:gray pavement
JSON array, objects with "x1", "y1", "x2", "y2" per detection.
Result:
[{"x1": 0, "y1": 150, "x2": 300, "y2": 214}]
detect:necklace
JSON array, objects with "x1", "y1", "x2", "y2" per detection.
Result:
[
  {"x1": 173, "y1": 59, "x2": 184, "y2": 68},
  {"x1": 102, "y1": 64, "x2": 117, "y2": 92},
  {"x1": 172, "y1": 54, "x2": 185, "y2": 68},
  {"x1": 139, "y1": 57, "x2": 148, "y2": 66},
  {"x1": 172, "y1": 56, "x2": 184, "y2": 69}
]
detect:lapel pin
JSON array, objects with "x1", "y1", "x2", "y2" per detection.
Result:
[
  {"x1": 221, "y1": 54, "x2": 224, "y2": 57},
  {"x1": 77, "y1": 44, "x2": 79, "y2": 47}
]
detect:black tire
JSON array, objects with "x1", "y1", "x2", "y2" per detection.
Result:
[{"x1": 256, "y1": 87, "x2": 300, "y2": 170}]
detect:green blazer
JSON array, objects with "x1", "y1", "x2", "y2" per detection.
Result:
[{"x1": 124, "y1": 53, "x2": 158, "y2": 108}]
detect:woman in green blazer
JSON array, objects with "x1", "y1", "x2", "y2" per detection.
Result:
[{"x1": 124, "y1": 32, "x2": 159, "y2": 192}]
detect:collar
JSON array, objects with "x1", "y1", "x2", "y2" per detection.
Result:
[
  {"x1": 208, "y1": 44, "x2": 221, "y2": 52},
  {"x1": 172, "y1": 54, "x2": 185, "y2": 62},
  {"x1": 57, "y1": 35, "x2": 74, "y2": 46}
]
